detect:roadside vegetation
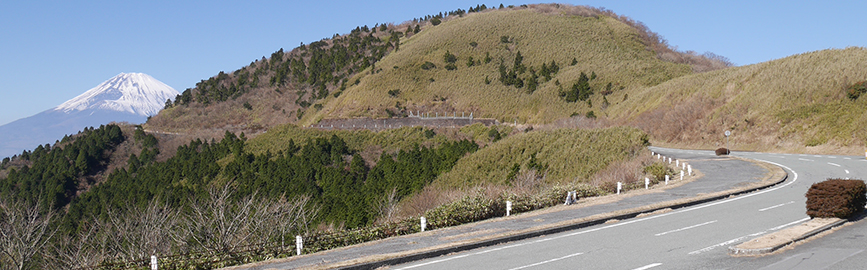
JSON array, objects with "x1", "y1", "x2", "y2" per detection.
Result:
[
  {"x1": 1, "y1": 121, "x2": 671, "y2": 269},
  {"x1": 805, "y1": 178, "x2": 866, "y2": 219}
]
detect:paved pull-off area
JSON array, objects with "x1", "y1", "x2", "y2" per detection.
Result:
[{"x1": 232, "y1": 148, "x2": 792, "y2": 270}]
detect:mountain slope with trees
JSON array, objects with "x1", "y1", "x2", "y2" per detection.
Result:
[{"x1": 145, "y1": 4, "x2": 730, "y2": 135}]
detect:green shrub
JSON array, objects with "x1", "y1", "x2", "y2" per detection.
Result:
[
  {"x1": 425, "y1": 183, "x2": 607, "y2": 229},
  {"x1": 643, "y1": 162, "x2": 673, "y2": 182},
  {"x1": 420, "y1": 61, "x2": 436, "y2": 70},
  {"x1": 387, "y1": 89, "x2": 401, "y2": 97},
  {"x1": 846, "y1": 81, "x2": 867, "y2": 100},
  {"x1": 806, "y1": 178, "x2": 866, "y2": 219}
]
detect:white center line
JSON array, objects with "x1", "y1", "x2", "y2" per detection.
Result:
[
  {"x1": 655, "y1": 220, "x2": 717, "y2": 236},
  {"x1": 507, "y1": 252, "x2": 584, "y2": 270},
  {"x1": 846, "y1": 170, "x2": 850, "y2": 174},
  {"x1": 798, "y1": 158, "x2": 814, "y2": 162},
  {"x1": 844, "y1": 157, "x2": 852, "y2": 160},
  {"x1": 828, "y1": 162, "x2": 841, "y2": 167},
  {"x1": 758, "y1": 201, "x2": 795, "y2": 212},
  {"x1": 632, "y1": 263, "x2": 663, "y2": 270}
]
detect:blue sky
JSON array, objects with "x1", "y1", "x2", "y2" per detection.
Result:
[{"x1": 1, "y1": 1, "x2": 865, "y2": 126}]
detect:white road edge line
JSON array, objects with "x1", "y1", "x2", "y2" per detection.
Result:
[
  {"x1": 688, "y1": 217, "x2": 809, "y2": 255},
  {"x1": 632, "y1": 263, "x2": 663, "y2": 270},
  {"x1": 758, "y1": 201, "x2": 795, "y2": 212},
  {"x1": 828, "y1": 162, "x2": 841, "y2": 167},
  {"x1": 655, "y1": 220, "x2": 717, "y2": 236},
  {"x1": 506, "y1": 252, "x2": 584, "y2": 270},
  {"x1": 401, "y1": 157, "x2": 800, "y2": 269},
  {"x1": 769, "y1": 217, "x2": 811, "y2": 231}
]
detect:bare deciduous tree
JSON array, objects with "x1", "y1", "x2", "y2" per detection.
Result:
[
  {"x1": 44, "y1": 221, "x2": 108, "y2": 270},
  {"x1": 102, "y1": 200, "x2": 185, "y2": 262},
  {"x1": 0, "y1": 197, "x2": 55, "y2": 270},
  {"x1": 376, "y1": 187, "x2": 400, "y2": 224},
  {"x1": 249, "y1": 195, "x2": 317, "y2": 248},
  {"x1": 184, "y1": 184, "x2": 258, "y2": 254},
  {"x1": 184, "y1": 184, "x2": 319, "y2": 254}
]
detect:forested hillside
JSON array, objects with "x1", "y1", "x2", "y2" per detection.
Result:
[{"x1": 0, "y1": 123, "x2": 482, "y2": 267}]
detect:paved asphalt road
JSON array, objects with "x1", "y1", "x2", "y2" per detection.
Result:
[{"x1": 389, "y1": 148, "x2": 867, "y2": 270}]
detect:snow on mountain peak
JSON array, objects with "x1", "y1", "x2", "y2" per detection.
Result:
[{"x1": 55, "y1": 73, "x2": 180, "y2": 116}]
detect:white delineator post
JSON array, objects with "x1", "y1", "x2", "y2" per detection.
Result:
[
  {"x1": 420, "y1": 217, "x2": 427, "y2": 232},
  {"x1": 617, "y1": 182, "x2": 622, "y2": 194},
  {"x1": 296, "y1": 235, "x2": 303, "y2": 255},
  {"x1": 151, "y1": 255, "x2": 157, "y2": 270},
  {"x1": 676, "y1": 160, "x2": 679, "y2": 167},
  {"x1": 688, "y1": 165, "x2": 692, "y2": 176},
  {"x1": 506, "y1": 201, "x2": 512, "y2": 216},
  {"x1": 645, "y1": 177, "x2": 649, "y2": 189},
  {"x1": 682, "y1": 163, "x2": 686, "y2": 170},
  {"x1": 680, "y1": 170, "x2": 684, "y2": 180},
  {"x1": 665, "y1": 175, "x2": 669, "y2": 185}
]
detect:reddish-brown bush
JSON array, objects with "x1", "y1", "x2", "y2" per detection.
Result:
[
  {"x1": 805, "y1": 178, "x2": 867, "y2": 219},
  {"x1": 715, "y1": 148, "x2": 730, "y2": 156}
]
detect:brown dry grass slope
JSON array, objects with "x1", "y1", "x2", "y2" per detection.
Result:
[
  {"x1": 617, "y1": 47, "x2": 867, "y2": 154},
  {"x1": 307, "y1": 6, "x2": 694, "y2": 125}
]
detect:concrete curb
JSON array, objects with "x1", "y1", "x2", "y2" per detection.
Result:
[
  {"x1": 338, "y1": 162, "x2": 790, "y2": 270},
  {"x1": 728, "y1": 218, "x2": 847, "y2": 256}
]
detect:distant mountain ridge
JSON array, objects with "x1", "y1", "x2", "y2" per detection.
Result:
[{"x1": 0, "y1": 73, "x2": 178, "y2": 158}]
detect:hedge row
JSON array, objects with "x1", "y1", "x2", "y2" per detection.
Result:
[{"x1": 805, "y1": 178, "x2": 867, "y2": 219}]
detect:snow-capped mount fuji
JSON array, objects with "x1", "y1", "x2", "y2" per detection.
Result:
[
  {"x1": 0, "y1": 73, "x2": 179, "y2": 158},
  {"x1": 55, "y1": 72, "x2": 178, "y2": 116}
]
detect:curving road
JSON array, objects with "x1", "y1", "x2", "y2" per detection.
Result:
[{"x1": 389, "y1": 148, "x2": 867, "y2": 270}]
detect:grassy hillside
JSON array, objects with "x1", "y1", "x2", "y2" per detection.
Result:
[
  {"x1": 145, "y1": 4, "x2": 728, "y2": 135},
  {"x1": 309, "y1": 6, "x2": 694, "y2": 124},
  {"x1": 434, "y1": 126, "x2": 649, "y2": 187},
  {"x1": 615, "y1": 47, "x2": 867, "y2": 154}
]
